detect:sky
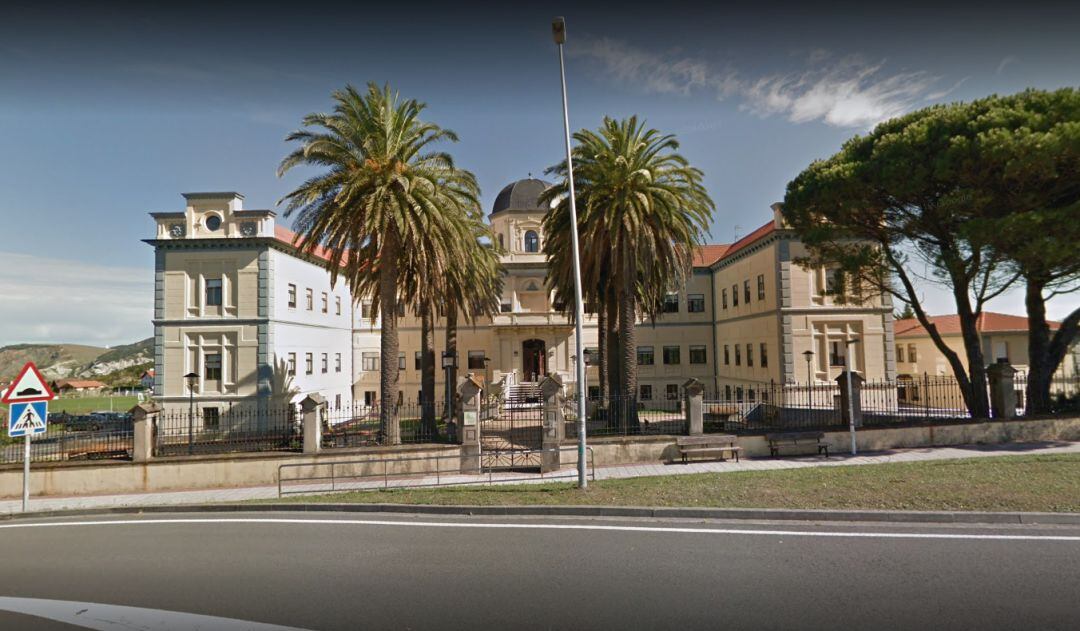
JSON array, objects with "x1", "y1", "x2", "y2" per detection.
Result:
[{"x1": 0, "y1": 0, "x2": 1078, "y2": 347}]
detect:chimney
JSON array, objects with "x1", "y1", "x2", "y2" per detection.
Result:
[{"x1": 770, "y1": 202, "x2": 787, "y2": 228}]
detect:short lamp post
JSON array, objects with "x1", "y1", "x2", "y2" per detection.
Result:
[
  {"x1": 183, "y1": 372, "x2": 199, "y2": 455},
  {"x1": 844, "y1": 338, "x2": 860, "y2": 456},
  {"x1": 803, "y1": 350, "x2": 815, "y2": 409},
  {"x1": 441, "y1": 351, "x2": 457, "y2": 421}
]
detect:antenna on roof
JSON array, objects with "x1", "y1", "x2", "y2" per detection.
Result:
[
  {"x1": 528, "y1": 172, "x2": 532, "y2": 178},
  {"x1": 733, "y1": 225, "x2": 742, "y2": 241}
]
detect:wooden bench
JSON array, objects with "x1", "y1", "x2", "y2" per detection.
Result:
[
  {"x1": 765, "y1": 431, "x2": 829, "y2": 458},
  {"x1": 676, "y1": 435, "x2": 742, "y2": 464}
]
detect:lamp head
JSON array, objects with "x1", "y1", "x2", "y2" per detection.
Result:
[{"x1": 552, "y1": 17, "x2": 566, "y2": 44}]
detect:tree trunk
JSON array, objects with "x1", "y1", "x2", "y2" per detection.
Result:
[
  {"x1": 619, "y1": 253, "x2": 639, "y2": 432},
  {"x1": 379, "y1": 227, "x2": 401, "y2": 445},
  {"x1": 605, "y1": 290, "x2": 620, "y2": 427},
  {"x1": 1024, "y1": 279, "x2": 1080, "y2": 415},
  {"x1": 597, "y1": 303, "x2": 607, "y2": 400},
  {"x1": 420, "y1": 302, "x2": 437, "y2": 437},
  {"x1": 445, "y1": 307, "x2": 459, "y2": 421},
  {"x1": 951, "y1": 287, "x2": 991, "y2": 419}
]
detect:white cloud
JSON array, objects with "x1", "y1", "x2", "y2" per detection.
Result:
[
  {"x1": 573, "y1": 38, "x2": 952, "y2": 129},
  {"x1": 996, "y1": 55, "x2": 1017, "y2": 75},
  {"x1": 0, "y1": 252, "x2": 152, "y2": 347}
]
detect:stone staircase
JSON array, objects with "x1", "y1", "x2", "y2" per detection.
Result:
[{"x1": 504, "y1": 381, "x2": 542, "y2": 411}]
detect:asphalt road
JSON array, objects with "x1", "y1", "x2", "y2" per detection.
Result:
[{"x1": 0, "y1": 512, "x2": 1077, "y2": 630}]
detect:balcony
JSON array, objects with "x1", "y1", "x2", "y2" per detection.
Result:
[{"x1": 491, "y1": 311, "x2": 574, "y2": 327}]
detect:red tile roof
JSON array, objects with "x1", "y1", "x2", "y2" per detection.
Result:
[
  {"x1": 895, "y1": 312, "x2": 1058, "y2": 338},
  {"x1": 274, "y1": 225, "x2": 342, "y2": 264},
  {"x1": 692, "y1": 244, "x2": 731, "y2": 267},
  {"x1": 54, "y1": 379, "x2": 108, "y2": 389},
  {"x1": 691, "y1": 219, "x2": 778, "y2": 269}
]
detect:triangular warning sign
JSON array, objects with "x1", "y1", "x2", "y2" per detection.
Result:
[
  {"x1": 12, "y1": 405, "x2": 45, "y2": 433},
  {"x1": 2, "y1": 362, "x2": 55, "y2": 404}
]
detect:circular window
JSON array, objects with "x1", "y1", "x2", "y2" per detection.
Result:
[{"x1": 205, "y1": 215, "x2": 222, "y2": 231}]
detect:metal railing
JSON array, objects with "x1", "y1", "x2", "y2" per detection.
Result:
[
  {"x1": 0, "y1": 414, "x2": 134, "y2": 465},
  {"x1": 154, "y1": 406, "x2": 300, "y2": 456},
  {"x1": 277, "y1": 445, "x2": 595, "y2": 497},
  {"x1": 566, "y1": 395, "x2": 685, "y2": 438},
  {"x1": 321, "y1": 400, "x2": 453, "y2": 448}
]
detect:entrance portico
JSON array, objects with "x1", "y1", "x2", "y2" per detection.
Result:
[{"x1": 522, "y1": 338, "x2": 546, "y2": 382}]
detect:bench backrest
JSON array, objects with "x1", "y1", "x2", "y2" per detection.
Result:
[
  {"x1": 677, "y1": 434, "x2": 737, "y2": 446},
  {"x1": 765, "y1": 431, "x2": 824, "y2": 441}
]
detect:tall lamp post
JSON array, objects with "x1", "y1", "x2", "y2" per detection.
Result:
[
  {"x1": 844, "y1": 338, "x2": 860, "y2": 456},
  {"x1": 183, "y1": 372, "x2": 199, "y2": 455},
  {"x1": 552, "y1": 16, "x2": 587, "y2": 489},
  {"x1": 803, "y1": 350, "x2": 815, "y2": 409}
]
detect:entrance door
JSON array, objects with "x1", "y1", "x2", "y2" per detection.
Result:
[{"x1": 522, "y1": 339, "x2": 546, "y2": 382}]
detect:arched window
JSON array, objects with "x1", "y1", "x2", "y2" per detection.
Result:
[{"x1": 524, "y1": 230, "x2": 539, "y2": 253}]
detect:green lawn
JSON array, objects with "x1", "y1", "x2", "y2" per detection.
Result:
[{"x1": 271, "y1": 453, "x2": 1080, "y2": 513}]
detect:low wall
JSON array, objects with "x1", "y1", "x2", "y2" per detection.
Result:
[{"x1": 1, "y1": 417, "x2": 1076, "y2": 499}]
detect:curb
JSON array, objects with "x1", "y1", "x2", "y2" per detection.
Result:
[{"x1": 3, "y1": 502, "x2": 1078, "y2": 525}]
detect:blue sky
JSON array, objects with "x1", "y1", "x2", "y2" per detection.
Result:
[{"x1": 1, "y1": 0, "x2": 1078, "y2": 346}]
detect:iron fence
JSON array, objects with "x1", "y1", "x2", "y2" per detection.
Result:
[
  {"x1": 322, "y1": 400, "x2": 452, "y2": 448},
  {"x1": 0, "y1": 413, "x2": 134, "y2": 465},
  {"x1": 565, "y1": 395, "x2": 686, "y2": 438},
  {"x1": 154, "y1": 406, "x2": 300, "y2": 456}
]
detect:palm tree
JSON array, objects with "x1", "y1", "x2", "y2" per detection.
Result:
[
  {"x1": 542, "y1": 116, "x2": 713, "y2": 430},
  {"x1": 278, "y1": 83, "x2": 480, "y2": 444}
]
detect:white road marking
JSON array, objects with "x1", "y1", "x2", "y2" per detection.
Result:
[
  {"x1": 0, "y1": 517, "x2": 1078, "y2": 541},
  {"x1": 0, "y1": 596, "x2": 310, "y2": 630}
]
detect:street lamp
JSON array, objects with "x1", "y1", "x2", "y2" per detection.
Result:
[
  {"x1": 183, "y1": 372, "x2": 199, "y2": 455},
  {"x1": 802, "y1": 350, "x2": 815, "y2": 409},
  {"x1": 552, "y1": 15, "x2": 587, "y2": 489},
  {"x1": 843, "y1": 338, "x2": 860, "y2": 456}
]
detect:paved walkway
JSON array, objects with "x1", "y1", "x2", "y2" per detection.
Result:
[{"x1": 2, "y1": 441, "x2": 1077, "y2": 515}]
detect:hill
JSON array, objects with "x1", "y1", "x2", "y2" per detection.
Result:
[{"x1": 0, "y1": 338, "x2": 153, "y2": 386}]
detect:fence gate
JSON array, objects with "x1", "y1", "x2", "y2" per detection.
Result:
[{"x1": 480, "y1": 387, "x2": 543, "y2": 471}]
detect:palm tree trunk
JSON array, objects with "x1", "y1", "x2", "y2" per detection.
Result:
[
  {"x1": 597, "y1": 304, "x2": 607, "y2": 400},
  {"x1": 379, "y1": 227, "x2": 401, "y2": 445},
  {"x1": 619, "y1": 252, "x2": 639, "y2": 432},
  {"x1": 421, "y1": 302, "x2": 437, "y2": 437},
  {"x1": 605, "y1": 290, "x2": 620, "y2": 428},
  {"x1": 445, "y1": 306, "x2": 459, "y2": 422}
]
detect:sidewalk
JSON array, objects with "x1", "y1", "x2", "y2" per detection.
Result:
[{"x1": 2, "y1": 441, "x2": 1077, "y2": 515}]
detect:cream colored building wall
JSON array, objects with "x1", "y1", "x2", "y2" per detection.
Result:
[{"x1": 895, "y1": 331, "x2": 1079, "y2": 378}]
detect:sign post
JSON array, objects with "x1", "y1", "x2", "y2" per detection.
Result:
[{"x1": 3, "y1": 362, "x2": 56, "y2": 512}]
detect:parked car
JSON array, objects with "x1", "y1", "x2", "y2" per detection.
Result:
[{"x1": 66, "y1": 413, "x2": 132, "y2": 432}]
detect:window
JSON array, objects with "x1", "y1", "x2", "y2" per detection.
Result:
[
  {"x1": 994, "y1": 341, "x2": 1009, "y2": 363},
  {"x1": 335, "y1": 353, "x2": 342, "y2": 373},
  {"x1": 205, "y1": 278, "x2": 222, "y2": 307},
  {"x1": 364, "y1": 391, "x2": 376, "y2": 406},
  {"x1": 305, "y1": 353, "x2": 313, "y2": 374},
  {"x1": 637, "y1": 346, "x2": 655, "y2": 366},
  {"x1": 688, "y1": 294, "x2": 705, "y2": 313},
  {"x1": 722, "y1": 289, "x2": 728, "y2": 309},
  {"x1": 690, "y1": 345, "x2": 707, "y2": 364},
  {"x1": 336, "y1": 296, "x2": 341, "y2": 315},
  {"x1": 396, "y1": 303, "x2": 406, "y2": 317},
  {"x1": 748, "y1": 389, "x2": 756, "y2": 403},
  {"x1": 524, "y1": 230, "x2": 539, "y2": 253},
  {"x1": 724, "y1": 385, "x2": 732, "y2": 401},
  {"x1": 829, "y1": 341, "x2": 845, "y2": 366},
  {"x1": 735, "y1": 344, "x2": 741, "y2": 366},
  {"x1": 663, "y1": 293, "x2": 679, "y2": 313},
  {"x1": 205, "y1": 214, "x2": 222, "y2": 231},
  {"x1": 896, "y1": 345, "x2": 905, "y2": 363},
  {"x1": 587, "y1": 385, "x2": 600, "y2": 399},
  {"x1": 287, "y1": 353, "x2": 296, "y2": 376},
  {"x1": 747, "y1": 343, "x2": 754, "y2": 367},
  {"x1": 498, "y1": 234, "x2": 504, "y2": 249},
  {"x1": 760, "y1": 343, "x2": 768, "y2": 368},
  {"x1": 826, "y1": 268, "x2": 845, "y2": 295},
  {"x1": 414, "y1": 351, "x2": 423, "y2": 370},
  {"x1": 639, "y1": 384, "x2": 652, "y2": 401},
  {"x1": 666, "y1": 384, "x2": 679, "y2": 400},
  {"x1": 321, "y1": 292, "x2": 328, "y2": 313},
  {"x1": 361, "y1": 302, "x2": 372, "y2": 319},
  {"x1": 732, "y1": 284, "x2": 739, "y2": 306},
  {"x1": 335, "y1": 394, "x2": 341, "y2": 409},
  {"x1": 204, "y1": 353, "x2": 222, "y2": 380},
  {"x1": 203, "y1": 407, "x2": 220, "y2": 429},
  {"x1": 287, "y1": 284, "x2": 297, "y2": 308},
  {"x1": 757, "y1": 274, "x2": 766, "y2": 300},
  {"x1": 321, "y1": 353, "x2": 328, "y2": 373},
  {"x1": 908, "y1": 344, "x2": 917, "y2": 362},
  {"x1": 744, "y1": 280, "x2": 751, "y2": 304},
  {"x1": 362, "y1": 353, "x2": 379, "y2": 371},
  {"x1": 500, "y1": 302, "x2": 512, "y2": 313},
  {"x1": 735, "y1": 386, "x2": 744, "y2": 402},
  {"x1": 398, "y1": 353, "x2": 405, "y2": 371},
  {"x1": 663, "y1": 346, "x2": 681, "y2": 365},
  {"x1": 724, "y1": 345, "x2": 730, "y2": 365},
  {"x1": 468, "y1": 351, "x2": 486, "y2": 370},
  {"x1": 305, "y1": 288, "x2": 313, "y2": 311}
]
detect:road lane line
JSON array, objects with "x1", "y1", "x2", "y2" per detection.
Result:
[
  {"x1": 0, "y1": 517, "x2": 1078, "y2": 541},
  {"x1": 0, "y1": 596, "x2": 310, "y2": 630}
]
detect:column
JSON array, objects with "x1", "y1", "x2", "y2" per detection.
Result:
[
  {"x1": 683, "y1": 378, "x2": 704, "y2": 435},
  {"x1": 540, "y1": 374, "x2": 565, "y2": 473},
  {"x1": 301, "y1": 393, "x2": 326, "y2": 455}
]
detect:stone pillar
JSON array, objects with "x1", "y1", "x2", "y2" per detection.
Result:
[
  {"x1": 540, "y1": 374, "x2": 565, "y2": 473},
  {"x1": 457, "y1": 375, "x2": 484, "y2": 474},
  {"x1": 300, "y1": 393, "x2": 326, "y2": 455},
  {"x1": 836, "y1": 371, "x2": 864, "y2": 428},
  {"x1": 987, "y1": 361, "x2": 1018, "y2": 420},
  {"x1": 683, "y1": 378, "x2": 704, "y2": 435},
  {"x1": 129, "y1": 402, "x2": 161, "y2": 462}
]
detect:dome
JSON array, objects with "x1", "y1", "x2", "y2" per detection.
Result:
[{"x1": 491, "y1": 178, "x2": 552, "y2": 215}]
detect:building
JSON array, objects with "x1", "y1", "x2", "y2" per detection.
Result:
[
  {"x1": 149, "y1": 182, "x2": 895, "y2": 413},
  {"x1": 894, "y1": 312, "x2": 1079, "y2": 378},
  {"x1": 52, "y1": 379, "x2": 108, "y2": 395}
]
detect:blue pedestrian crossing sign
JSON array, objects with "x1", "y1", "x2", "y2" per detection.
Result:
[{"x1": 9, "y1": 401, "x2": 48, "y2": 437}]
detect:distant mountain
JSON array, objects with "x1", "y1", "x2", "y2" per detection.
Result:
[{"x1": 0, "y1": 338, "x2": 153, "y2": 386}]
